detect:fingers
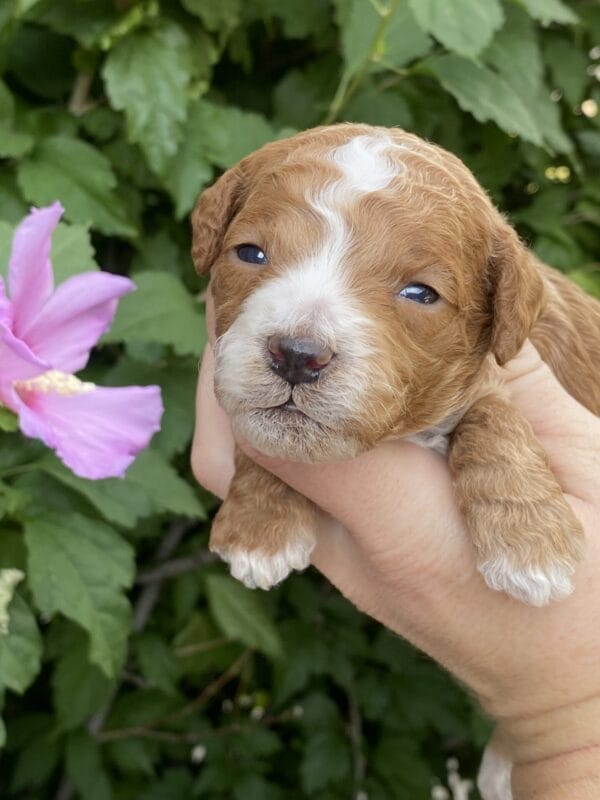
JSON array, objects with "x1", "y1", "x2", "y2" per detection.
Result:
[
  {"x1": 245, "y1": 438, "x2": 467, "y2": 573},
  {"x1": 502, "y1": 341, "x2": 600, "y2": 504},
  {"x1": 191, "y1": 344, "x2": 235, "y2": 500}
]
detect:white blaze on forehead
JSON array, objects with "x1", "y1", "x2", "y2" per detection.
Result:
[{"x1": 329, "y1": 133, "x2": 405, "y2": 194}]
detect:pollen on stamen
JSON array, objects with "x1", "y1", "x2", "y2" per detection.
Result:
[{"x1": 15, "y1": 370, "x2": 95, "y2": 396}]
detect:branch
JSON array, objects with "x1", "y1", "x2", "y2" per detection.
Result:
[{"x1": 135, "y1": 549, "x2": 217, "y2": 585}]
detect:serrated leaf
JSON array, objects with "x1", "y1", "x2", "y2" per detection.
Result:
[
  {"x1": 544, "y1": 36, "x2": 590, "y2": 106},
  {"x1": 103, "y1": 22, "x2": 193, "y2": 175},
  {"x1": 0, "y1": 593, "x2": 42, "y2": 693},
  {"x1": 102, "y1": 270, "x2": 206, "y2": 356},
  {"x1": 52, "y1": 628, "x2": 113, "y2": 730},
  {"x1": 52, "y1": 222, "x2": 98, "y2": 283},
  {"x1": 41, "y1": 449, "x2": 204, "y2": 528},
  {"x1": 25, "y1": 512, "x2": 134, "y2": 677},
  {"x1": 518, "y1": 0, "x2": 578, "y2": 26},
  {"x1": 206, "y1": 574, "x2": 284, "y2": 660},
  {"x1": 409, "y1": 0, "x2": 504, "y2": 58},
  {"x1": 341, "y1": 0, "x2": 430, "y2": 77},
  {"x1": 17, "y1": 136, "x2": 136, "y2": 237},
  {"x1": 481, "y1": 7, "x2": 571, "y2": 154},
  {"x1": 427, "y1": 55, "x2": 543, "y2": 146},
  {"x1": 161, "y1": 101, "x2": 214, "y2": 218},
  {"x1": 483, "y1": 5, "x2": 543, "y2": 102},
  {"x1": 192, "y1": 101, "x2": 277, "y2": 170},
  {"x1": 66, "y1": 731, "x2": 113, "y2": 800}
]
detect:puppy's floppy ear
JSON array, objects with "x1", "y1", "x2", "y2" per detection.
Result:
[
  {"x1": 191, "y1": 165, "x2": 244, "y2": 275},
  {"x1": 489, "y1": 223, "x2": 545, "y2": 365}
]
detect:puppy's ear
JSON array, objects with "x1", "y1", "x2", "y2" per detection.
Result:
[
  {"x1": 191, "y1": 166, "x2": 244, "y2": 275},
  {"x1": 489, "y1": 224, "x2": 545, "y2": 365}
]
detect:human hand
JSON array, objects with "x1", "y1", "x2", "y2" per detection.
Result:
[{"x1": 192, "y1": 293, "x2": 600, "y2": 799}]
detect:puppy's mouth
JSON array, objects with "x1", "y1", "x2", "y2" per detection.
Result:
[{"x1": 271, "y1": 397, "x2": 307, "y2": 416}]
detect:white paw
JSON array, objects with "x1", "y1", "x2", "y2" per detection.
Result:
[
  {"x1": 215, "y1": 538, "x2": 315, "y2": 590},
  {"x1": 479, "y1": 554, "x2": 574, "y2": 606},
  {"x1": 478, "y1": 743, "x2": 513, "y2": 800}
]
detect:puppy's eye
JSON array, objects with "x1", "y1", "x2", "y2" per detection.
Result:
[
  {"x1": 236, "y1": 244, "x2": 268, "y2": 265},
  {"x1": 398, "y1": 283, "x2": 440, "y2": 305}
]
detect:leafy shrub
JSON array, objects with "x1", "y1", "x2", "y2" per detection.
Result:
[{"x1": 0, "y1": 0, "x2": 599, "y2": 797}]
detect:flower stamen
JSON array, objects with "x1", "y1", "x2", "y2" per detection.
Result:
[{"x1": 15, "y1": 369, "x2": 95, "y2": 396}]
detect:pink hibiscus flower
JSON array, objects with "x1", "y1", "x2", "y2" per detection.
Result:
[{"x1": 0, "y1": 202, "x2": 163, "y2": 479}]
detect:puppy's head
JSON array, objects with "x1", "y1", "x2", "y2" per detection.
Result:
[{"x1": 192, "y1": 124, "x2": 544, "y2": 461}]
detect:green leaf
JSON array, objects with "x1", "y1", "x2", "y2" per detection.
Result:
[
  {"x1": 481, "y1": 6, "x2": 572, "y2": 154},
  {"x1": 66, "y1": 731, "x2": 113, "y2": 800},
  {"x1": 0, "y1": 407, "x2": 18, "y2": 432},
  {"x1": 408, "y1": 0, "x2": 504, "y2": 58},
  {"x1": 205, "y1": 574, "x2": 284, "y2": 660},
  {"x1": 25, "y1": 512, "x2": 134, "y2": 677},
  {"x1": 134, "y1": 631, "x2": 179, "y2": 694},
  {"x1": 161, "y1": 101, "x2": 214, "y2": 219},
  {"x1": 482, "y1": 5, "x2": 543, "y2": 103},
  {"x1": 544, "y1": 36, "x2": 590, "y2": 106},
  {"x1": 101, "y1": 270, "x2": 206, "y2": 357},
  {"x1": 340, "y1": 0, "x2": 430, "y2": 77},
  {"x1": 300, "y1": 729, "x2": 352, "y2": 793},
  {"x1": 103, "y1": 22, "x2": 193, "y2": 174},
  {"x1": 0, "y1": 124, "x2": 34, "y2": 158},
  {"x1": 192, "y1": 100, "x2": 277, "y2": 170},
  {"x1": 41, "y1": 449, "x2": 204, "y2": 528},
  {"x1": 0, "y1": 593, "x2": 42, "y2": 694},
  {"x1": 518, "y1": 0, "x2": 578, "y2": 26},
  {"x1": 383, "y1": 2, "x2": 433, "y2": 66},
  {"x1": 181, "y1": 0, "x2": 241, "y2": 32},
  {"x1": 17, "y1": 136, "x2": 136, "y2": 237},
  {"x1": 51, "y1": 221, "x2": 98, "y2": 283},
  {"x1": 138, "y1": 768, "x2": 193, "y2": 800},
  {"x1": 426, "y1": 54, "x2": 543, "y2": 146},
  {"x1": 35, "y1": 0, "x2": 116, "y2": 48},
  {"x1": 52, "y1": 628, "x2": 113, "y2": 730}
]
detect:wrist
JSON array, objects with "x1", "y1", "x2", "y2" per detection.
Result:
[
  {"x1": 495, "y1": 693, "x2": 600, "y2": 799},
  {"x1": 512, "y1": 745, "x2": 600, "y2": 799}
]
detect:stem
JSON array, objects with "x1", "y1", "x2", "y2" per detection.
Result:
[{"x1": 323, "y1": 0, "x2": 401, "y2": 124}]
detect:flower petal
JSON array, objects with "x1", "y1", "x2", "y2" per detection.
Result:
[
  {"x1": 9, "y1": 202, "x2": 63, "y2": 337},
  {"x1": 15, "y1": 384, "x2": 163, "y2": 479},
  {"x1": 23, "y1": 272, "x2": 135, "y2": 373},
  {"x1": 0, "y1": 277, "x2": 12, "y2": 328},
  {"x1": 0, "y1": 323, "x2": 48, "y2": 407}
]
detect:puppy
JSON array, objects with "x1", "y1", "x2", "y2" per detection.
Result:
[
  {"x1": 192, "y1": 123, "x2": 599, "y2": 607},
  {"x1": 192, "y1": 122, "x2": 600, "y2": 800}
]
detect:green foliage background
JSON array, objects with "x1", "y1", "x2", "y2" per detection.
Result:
[{"x1": 0, "y1": 0, "x2": 599, "y2": 797}]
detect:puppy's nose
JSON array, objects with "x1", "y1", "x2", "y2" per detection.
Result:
[{"x1": 267, "y1": 335, "x2": 333, "y2": 385}]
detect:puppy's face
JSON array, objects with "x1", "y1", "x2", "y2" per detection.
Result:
[{"x1": 193, "y1": 125, "x2": 543, "y2": 461}]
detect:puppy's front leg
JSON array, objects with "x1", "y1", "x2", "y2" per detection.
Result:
[
  {"x1": 209, "y1": 448, "x2": 317, "y2": 590},
  {"x1": 448, "y1": 393, "x2": 584, "y2": 606}
]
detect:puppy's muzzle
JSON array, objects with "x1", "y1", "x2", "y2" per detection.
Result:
[{"x1": 267, "y1": 334, "x2": 334, "y2": 385}]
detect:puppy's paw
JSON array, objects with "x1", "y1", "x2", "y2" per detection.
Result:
[
  {"x1": 213, "y1": 536, "x2": 315, "y2": 590},
  {"x1": 479, "y1": 554, "x2": 575, "y2": 606}
]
